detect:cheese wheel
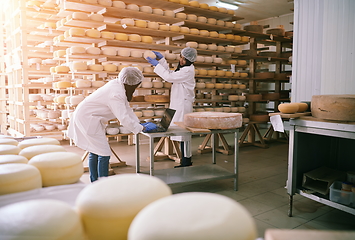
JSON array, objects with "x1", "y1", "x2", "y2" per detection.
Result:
[
  {"x1": 207, "y1": 70, "x2": 216, "y2": 76},
  {"x1": 117, "y1": 49, "x2": 130, "y2": 57},
  {"x1": 196, "y1": 56, "x2": 204, "y2": 62},
  {"x1": 68, "y1": 28, "x2": 85, "y2": 37},
  {"x1": 75, "y1": 79, "x2": 92, "y2": 88},
  {"x1": 88, "y1": 64, "x2": 104, "y2": 71},
  {"x1": 218, "y1": 33, "x2": 226, "y2": 39},
  {"x1": 190, "y1": 28, "x2": 199, "y2": 35},
  {"x1": 241, "y1": 36, "x2": 249, "y2": 42},
  {"x1": 103, "y1": 64, "x2": 117, "y2": 72},
  {"x1": 152, "y1": 8, "x2": 163, "y2": 15},
  {"x1": 86, "y1": 47, "x2": 101, "y2": 55},
  {"x1": 0, "y1": 138, "x2": 18, "y2": 146},
  {"x1": 98, "y1": 0, "x2": 112, "y2": 7},
  {"x1": 197, "y1": 16, "x2": 207, "y2": 23},
  {"x1": 127, "y1": 4, "x2": 139, "y2": 11},
  {"x1": 86, "y1": 29, "x2": 100, "y2": 38},
  {"x1": 141, "y1": 36, "x2": 153, "y2": 43},
  {"x1": 209, "y1": 31, "x2": 218, "y2": 38},
  {"x1": 159, "y1": 25, "x2": 169, "y2": 31},
  {"x1": 180, "y1": 27, "x2": 190, "y2": 33},
  {"x1": 0, "y1": 155, "x2": 28, "y2": 164},
  {"x1": 198, "y1": 69, "x2": 207, "y2": 75},
  {"x1": 55, "y1": 66, "x2": 70, "y2": 73},
  {"x1": 143, "y1": 67, "x2": 154, "y2": 73},
  {"x1": 101, "y1": 31, "x2": 114, "y2": 39},
  {"x1": 278, "y1": 103, "x2": 299, "y2": 114},
  {"x1": 217, "y1": 20, "x2": 225, "y2": 26},
  {"x1": 189, "y1": 1, "x2": 200, "y2": 7},
  {"x1": 129, "y1": 34, "x2": 141, "y2": 42},
  {"x1": 135, "y1": 20, "x2": 147, "y2": 28},
  {"x1": 147, "y1": 22, "x2": 159, "y2": 29},
  {"x1": 44, "y1": 22, "x2": 56, "y2": 29},
  {"x1": 240, "y1": 72, "x2": 248, "y2": 78},
  {"x1": 311, "y1": 95, "x2": 355, "y2": 121},
  {"x1": 121, "y1": 18, "x2": 135, "y2": 26},
  {"x1": 71, "y1": 62, "x2": 87, "y2": 71},
  {"x1": 140, "y1": 6, "x2": 152, "y2": 13},
  {"x1": 170, "y1": 25, "x2": 180, "y2": 32},
  {"x1": 164, "y1": 10, "x2": 175, "y2": 17},
  {"x1": 72, "y1": 12, "x2": 89, "y2": 20},
  {"x1": 0, "y1": 199, "x2": 85, "y2": 239},
  {"x1": 296, "y1": 102, "x2": 309, "y2": 112},
  {"x1": 144, "y1": 95, "x2": 169, "y2": 102},
  {"x1": 115, "y1": 33, "x2": 128, "y2": 41},
  {"x1": 131, "y1": 50, "x2": 143, "y2": 58},
  {"x1": 129, "y1": 192, "x2": 256, "y2": 240},
  {"x1": 18, "y1": 138, "x2": 60, "y2": 149},
  {"x1": 176, "y1": 13, "x2": 187, "y2": 19},
  {"x1": 0, "y1": 145, "x2": 21, "y2": 155},
  {"x1": 184, "y1": 112, "x2": 242, "y2": 129},
  {"x1": 118, "y1": 65, "x2": 130, "y2": 71},
  {"x1": 57, "y1": 80, "x2": 71, "y2": 88},
  {"x1": 204, "y1": 56, "x2": 213, "y2": 63},
  {"x1": 199, "y1": 30, "x2": 209, "y2": 36},
  {"x1": 19, "y1": 145, "x2": 66, "y2": 160},
  {"x1": 0, "y1": 164, "x2": 42, "y2": 195},
  {"x1": 70, "y1": 95, "x2": 85, "y2": 105},
  {"x1": 143, "y1": 50, "x2": 156, "y2": 60},
  {"x1": 28, "y1": 152, "x2": 83, "y2": 187},
  {"x1": 102, "y1": 48, "x2": 117, "y2": 56},
  {"x1": 112, "y1": 0, "x2": 125, "y2": 8},
  {"x1": 200, "y1": 3, "x2": 209, "y2": 9},
  {"x1": 207, "y1": 18, "x2": 217, "y2": 25},
  {"x1": 226, "y1": 34, "x2": 235, "y2": 40},
  {"x1": 70, "y1": 46, "x2": 86, "y2": 54},
  {"x1": 187, "y1": 14, "x2": 197, "y2": 21},
  {"x1": 76, "y1": 174, "x2": 172, "y2": 240},
  {"x1": 186, "y1": 42, "x2": 198, "y2": 48},
  {"x1": 90, "y1": 14, "x2": 104, "y2": 22}
]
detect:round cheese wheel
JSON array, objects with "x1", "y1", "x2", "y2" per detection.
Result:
[
  {"x1": 241, "y1": 36, "x2": 249, "y2": 42},
  {"x1": 28, "y1": 152, "x2": 83, "y2": 187},
  {"x1": 159, "y1": 25, "x2": 169, "y2": 31},
  {"x1": 170, "y1": 25, "x2": 180, "y2": 32},
  {"x1": 144, "y1": 95, "x2": 169, "y2": 103},
  {"x1": 19, "y1": 145, "x2": 66, "y2": 160},
  {"x1": 199, "y1": 30, "x2": 209, "y2": 36},
  {"x1": 86, "y1": 29, "x2": 100, "y2": 38},
  {"x1": 0, "y1": 164, "x2": 41, "y2": 195},
  {"x1": 209, "y1": 31, "x2": 219, "y2": 38},
  {"x1": 186, "y1": 42, "x2": 198, "y2": 48},
  {"x1": 88, "y1": 64, "x2": 104, "y2": 71},
  {"x1": 311, "y1": 95, "x2": 355, "y2": 121},
  {"x1": 240, "y1": 72, "x2": 248, "y2": 78},
  {"x1": 152, "y1": 8, "x2": 163, "y2": 15},
  {"x1": 143, "y1": 67, "x2": 154, "y2": 73},
  {"x1": 278, "y1": 103, "x2": 299, "y2": 114},
  {"x1": 143, "y1": 50, "x2": 156, "y2": 60},
  {"x1": 102, "y1": 48, "x2": 117, "y2": 56},
  {"x1": 197, "y1": 16, "x2": 207, "y2": 23},
  {"x1": 199, "y1": 3, "x2": 209, "y2": 9},
  {"x1": 70, "y1": 46, "x2": 86, "y2": 54},
  {"x1": 198, "y1": 43, "x2": 208, "y2": 50},
  {"x1": 198, "y1": 69, "x2": 207, "y2": 75},
  {"x1": 75, "y1": 79, "x2": 92, "y2": 88},
  {"x1": 218, "y1": 7, "x2": 228, "y2": 13},
  {"x1": 115, "y1": 33, "x2": 128, "y2": 41},
  {"x1": 0, "y1": 138, "x2": 18, "y2": 146},
  {"x1": 190, "y1": 28, "x2": 199, "y2": 35},
  {"x1": 121, "y1": 18, "x2": 135, "y2": 26},
  {"x1": 70, "y1": 95, "x2": 85, "y2": 105},
  {"x1": 56, "y1": 50, "x2": 66, "y2": 57},
  {"x1": 207, "y1": 18, "x2": 217, "y2": 25},
  {"x1": 226, "y1": 34, "x2": 235, "y2": 40},
  {"x1": 140, "y1": 6, "x2": 152, "y2": 13},
  {"x1": 207, "y1": 70, "x2": 216, "y2": 76},
  {"x1": 90, "y1": 14, "x2": 104, "y2": 22},
  {"x1": 184, "y1": 112, "x2": 243, "y2": 129},
  {"x1": 0, "y1": 155, "x2": 28, "y2": 164},
  {"x1": 208, "y1": 44, "x2": 217, "y2": 51},
  {"x1": 141, "y1": 36, "x2": 153, "y2": 43},
  {"x1": 118, "y1": 65, "x2": 130, "y2": 71},
  {"x1": 218, "y1": 33, "x2": 226, "y2": 39},
  {"x1": 296, "y1": 102, "x2": 309, "y2": 112},
  {"x1": 180, "y1": 27, "x2": 190, "y2": 33},
  {"x1": 98, "y1": 0, "x2": 112, "y2": 6},
  {"x1": 0, "y1": 145, "x2": 21, "y2": 155},
  {"x1": 86, "y1": 47, "x2": 101, "y2": 55},
  {"x1": 18, "y1": 138, "x2": 60, "y2": 149},
  {"x1": 101, "y1": 31, "x2": 115, "y2": 39},
  {"x1": 131, "y1": 50, "x2": 143, "y2": 58},
  {"x1": 196, "y1": 56, "x2": 204, "y2": 62},
  {"x1": 129, "y1": 34, "x2": 141, "y2": 42},
  {"x1": 69, "y1": 28, "x2": 85, "y2": 37},
  {"x1": 76, "y1": 174, "x2": 172, "y2": 240},
  {"x1": 129, "y1": 192, "x2": 256, "y2": 240},
  {"x1": 71, "y1": 62, "x2": 87, "y2": 71},
  {"x1": 217, "y1": 20, "x2": 225, "y2": 26},
  {"x1": 234, "y1": 23, "x2": 242, "y2": 29},
  {"x1": 209, "y1": 6, "x2": 219, "y2": 11},
  {"x1": 0, "y1": 199, "x2": 85, "y2": 239},
  {"x1": 117, "y1": 49, "x2": 131, "y2": 57},
  {"x1": 135, "y1": 20, "x2": 147, "y2": 28},
  {"x1": 72, "y1": 12, "x2": 89, "y2": 20},
  {"x1": 176, "y1": 13, "x2": 187, "y2": 19},
  {"x1": 164, "y1": 10, "x2": 175, "y2": 17},
  {"x1": 127, "y1": 4, "x2": 139, "y2": 11},
  {"x1": 147, "y1": 22, "x2": 159, "y2": 29},
  {"x1": 187, "y1": 14, "x2": 197, "y2": 21},
  {"x1": 57, "y1": 80, "x2": 72, "y2": 88},
  {"x1": 112, "y1": 0, "x2": 125, "y2": 8},
  {"x1": 103, "y1": 64, "x2": 117, "y2": 72},
  {"x1": 189, "y1": 1, "x2": 200, "y2": 7}
]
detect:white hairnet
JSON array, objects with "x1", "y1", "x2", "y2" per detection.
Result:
[
  {"x1": 181, "y1": 47, "x2": 197, "y2": 62},
  {"x1": 118, "y1": 67, "x2": 143, "y2": 85}
]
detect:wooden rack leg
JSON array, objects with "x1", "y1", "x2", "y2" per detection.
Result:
[
  {"x1": 239, "y1": 123, "x2": 268, "y2": 148},
  {"x1": 198, "y1": 134, "x2": 212, "y2": 154},
  {"x1": 251, "y1": 123, "x2": 268, "y2": 148},
  {"x1": 198, "y1": 133, "x2": 233, "y2": 155},
  {"x1": 147, "y1": 137, "x2": 182, "y2": 162}
]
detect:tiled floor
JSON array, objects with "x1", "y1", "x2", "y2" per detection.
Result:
[{"x1": 62, "y1": 132, "x2": 355, "y2": 238}]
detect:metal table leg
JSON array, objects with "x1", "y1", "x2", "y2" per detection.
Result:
[
  {"x1": 288, "y1": 194, "x2": 293, "y2": 217},
  {"x1": 135, "y1": 134, "x2": 140, "y2": 173},
  {"x1": 234, "y1": 131, "x2": 239, "y2": 191},
  {"x1": 149, "y1": 136, "x2": 155, "y2": 176}
]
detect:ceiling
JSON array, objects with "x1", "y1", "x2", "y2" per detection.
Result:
[{"x1": 200, "y1": 0, "x2": 294, "y2": 24}]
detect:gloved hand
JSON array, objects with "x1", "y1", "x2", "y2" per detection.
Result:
[
  {"x1": 152, "y1": 51, "x2": 164, "y2": 60},
  {"x1": 146, "y1": 57, "x2": 159, "y2": 66},
  {"x1": 141, "y1": 122, "x2": 158, "y2": 133}
]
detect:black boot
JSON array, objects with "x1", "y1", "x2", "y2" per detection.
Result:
[{"x1": 174, "y1": 157, "x2": 193, "y2": 168}]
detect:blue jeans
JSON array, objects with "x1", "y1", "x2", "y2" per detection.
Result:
[{"x1": 88, "y1": 152, "x2": 110, "y2": 182}]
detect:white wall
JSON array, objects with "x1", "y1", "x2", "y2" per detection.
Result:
[{"x1": 292, "y1": 0, "x2": 355, "y2": 102}]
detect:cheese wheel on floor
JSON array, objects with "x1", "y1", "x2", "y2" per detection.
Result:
[
  {"x1": 0, "y1": 199, "x2": 85, "y2": 240},
  {"x1": 128, "y1": 192, "x2": 257, "y2": 240},
  {"x1": 0, "y1": 155, "x2": 28, "y2": 164},
  {"x1": 75, "y1": 174, "x2": 172, "y2": 240},
  {"x1": 0, "y1": 145, "x2": 21, "y2": 155},
  {"x1": 184, "y1": 112, "x2": 242, "y2": 129},
  {"x1": 0, "y1": 163, "x2": 42, "y2": 195},
  {"x1": 19, "y1": 144, "x2": 67, "y2": 160},
  {"x1": 18, "y1": 137, "x2": 60, "y2": 149},
  {"x1": 28, "y1": 152, "x2": 83, "y2": 187}
]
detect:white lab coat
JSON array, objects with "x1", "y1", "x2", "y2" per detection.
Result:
[
  {"x1": 67, "y1": 79, "x2": 143, "y2": 156},
  {"x1": 155, "y1": 58, "x2": 195, "y2": 142}
]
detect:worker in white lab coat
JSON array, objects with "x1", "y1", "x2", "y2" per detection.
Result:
[
  {"x1": 68, "y1": 67, "x2": 157, "y2": 182},
  {"x1": 146, "y1": 47, "x2": 197, "y2": 167}
]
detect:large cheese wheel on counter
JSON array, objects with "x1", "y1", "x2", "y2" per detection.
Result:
[
  {"x1": 311, "y1": 94, "x2": 355, "y2": 121},
  {"x1": 0, "y1": 163, "x2": 42, "y2": 195},
  {"x1": 28, "y1": 152, "x2": 83, "y2": 187},
  {"x1": 184, "y1": 112, "x2": 243, "y2": 129},
  {"x1": 19, "y1": 144, "x2": 67, "y2": 160},
  {"x1": 75, "y1": 174, "x2": 172, "y2": 240},
  {"x1": 0, "y1": 199, "x2": 85, "y2": 240},
  {"x1": 18, "y1": 137, "x2": 60, "y2": 149},
  {"x1": 128, "y1": 192, "x2": 256, "y2": 240},
  {"x1": 0, "y1": 155, "x2": 28, "y2": 164}
]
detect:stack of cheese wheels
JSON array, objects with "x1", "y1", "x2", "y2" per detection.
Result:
[
  {"x1": 184, "y1": 112, "x2": 243, "y2": 129},
  {"x1": 19, "y1": 145, "x2": 67, "y2": 160},
  {"x1": 0, "y1": 199, "x2": 85, "y2": 239},
  {"x1": 18, "y1": 137, "x2": 60, "y2": 149},
  {"x1": 75, "y1": 174, "x2": 172, "y2": 240},
  {"x1": 0, "y1": 155, "x2": 28, "y2": 164},
  {"x1": 128, "y1": 192, "x2": 257, "y2": 240},
  {"x1": 28, "y1": 152, "x2": 83, "y2": 187},
  {"x1": 0, "y1": 163, "x2": 42, "y2": 195}
]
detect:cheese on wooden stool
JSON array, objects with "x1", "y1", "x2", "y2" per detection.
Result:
[
  {"x1": 115, "y1": 33, "x2": 129, "y2": 41},
  {"x1": 184, "y1": 112, "x2": 242, "y2": 129},
  {"x1": 0, "y1": 164, "x2": 42, "y2": 195},
  {"x1": 0, "y1": 145, "x2": 21, "y2": 155},
  {"x1": 0, "y1": 138, "x2": 18, "y2": 146},
  {"x1": 18, "y1": 137, "x2": 60, "y2": 149},
  {"x1": 86, "y1": 29, "x2": 100, "y2": 38},
  {"x1": 0, "y1": 199, "x2": 85, "y2": 239},
  {"x1": 28, "y1": 152, "x2": 83, "y2": 187},
  {"x1": 75, "y1": 174, "x2": 172, "y2": 240},
  {"x1": 0, "y1": 155, "x2": 28, "y2": 164},
  {"x1": 128, "y1": 192, "x2": 257, "y2": 240},
  {"x1": 19, "y1": 145, "x2": 66, "y2": 160}
]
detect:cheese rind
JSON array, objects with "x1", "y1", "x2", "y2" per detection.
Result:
[
  {"x1": 18, "y1": 137, "x2": 60, "y2": 149},
  {"x1": 0, "y1": 155, "x2": 28, "y2": 164},
  {"x1": 19, "y1": 144, "x2": 66, "y2": 160},
  {"x1": 184, "y1": 112, "x2": 242, "y2": 129},
  {"x1": 311, "y1": 95, "x2": 355, "y2": 121}
]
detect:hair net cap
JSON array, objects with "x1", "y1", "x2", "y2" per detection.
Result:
[
  {"x1": 181, "y1": 47, "x2": 197, "y2": 62},
  {"x1": 118, "y1": 67, "x2": 143, "y2": 85}
]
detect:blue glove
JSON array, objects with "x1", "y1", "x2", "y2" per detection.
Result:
[
  {"x1": 152, "y1": 51, "x2": 164, "y2": 60},
  {"x1": 147, "y1": 57, "x2": 159, "y2": 66},
  {"x1": 141, "y1": 122, "x2": 158, "y2": 133}
]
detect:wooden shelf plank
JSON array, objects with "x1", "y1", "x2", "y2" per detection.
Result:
[
  {"x1": 98, "y1": 40, "x2": 182, "y2": 52},
  {"x1": 173, "y1": 34, "x2": 247, "y2": 45},
  {"x1": 59, "y1": 0, "x2": 106, "y2": 13},
  {"x1": 57, "y1": 19, "x2": 106, "y2": 30}
]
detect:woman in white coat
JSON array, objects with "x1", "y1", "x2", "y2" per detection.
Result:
[
  {"x1": 68, "y1": 67, "x2": 146, "y2": 182},
  {"x1": 146, "y1": 47, "x2": 197, "y2": 167}
]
